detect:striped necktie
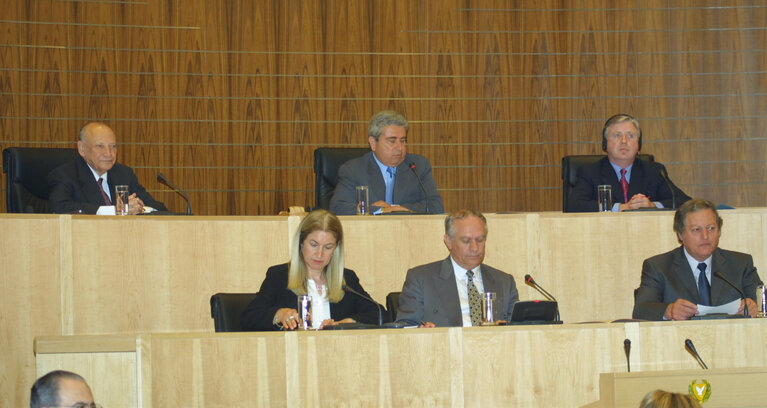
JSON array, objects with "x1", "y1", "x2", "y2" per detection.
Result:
[{"x1": 467, "y1": 270, "x2": 482, "y2": 326}]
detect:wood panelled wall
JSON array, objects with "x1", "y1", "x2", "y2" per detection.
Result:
[{"x1": 1, "y1": 1, "x2": 766, "y2": 215}]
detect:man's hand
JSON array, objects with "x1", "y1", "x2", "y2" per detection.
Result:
[
  {"x1": 664, "y1": 299, "x2": 698, "y2": 320},
  {"x1": 619, "y1": 194, "x2": 656, "y2": 211},
  {"x1": 127, "y1": 193, "x2": 145, "y2": 215},
  {"x1": 738, "y1": 298, "x2": 758, "y2": 317},
  {"x1": 372, "y1": 201, "x2": 412, "y2": 213}
]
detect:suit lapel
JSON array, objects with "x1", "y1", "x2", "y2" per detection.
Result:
[
  {"x1": 392, "y1": 160, "x2": 409, "y2": 204},
  {"x1": 672, "y1": 247, "x2": 701, "y2": 303},
  {"x1": 710, "y1": 249, "x2": 729, "y2": 304},
  {"x1": 434, "y1": 257, "x2": 462, "y2": 325},
  {"x1": 365, "y1": 153, "x2": 387, "y2": 202},
  {"x1": 627, "y1": 159, "x2": 646, "y2": 198},
  {"x1": 599, "y1": 159, "x2": 622, "y2": 203},
  {"x1": 76, "y1": 157, "x2": 107, "y2": 205}
]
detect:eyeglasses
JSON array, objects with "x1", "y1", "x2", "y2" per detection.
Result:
[
  {"x1": 608, "y1": 133, "x2": 638, "y2": 141},
  {"x1": 54, "y1": 403, "x2": 102, "y2": 408}
]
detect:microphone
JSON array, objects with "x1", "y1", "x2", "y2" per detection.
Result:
[
  {"x1": 658, "y1": 166, "x2": 677, "y2": 210},
  {"x1": 624, "y1": 339, "x2": 631, "y2": 372},
  {"x1": 342, "y1": 284, "x2": 383, "y2": 326},
  {"x1": 408, "y1": 162, "x2": 429, "y2": 214},
  {"x1": 157, "y1": 172, "x2": 192, "y2": 215},
  {"x1": 524, "y1": 274, "x2": 560, "y2": 322},
  {"x1": 685, "y1": 338, "x2": 709, "y2": 369},
  {"x1": 714, "y1": 270, "x2": 750, "y2": 317}
]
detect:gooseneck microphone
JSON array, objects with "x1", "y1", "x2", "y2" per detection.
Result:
[
  {"x1": 624, "y1": 339, "x2": 631, "y2": 372},
  {"x1": 658, "y1": 166, "x2": 677, "y2": 209},
  {"x1": 157, "y1": 172, "x2": 192, "y2": 215},
  {"x1": 342, "y1": 284, "x2": 383, "y2": 326},
  {"x1": 685, "y1": 338, "x2": 709, "y2": 369},
  {"x1": 524, "y1": 274, "x2": 560, "y2": 322},
  {"x1": 408, "y1": 162, "x2": 429, "y2": 214},
  {"x1": 714, "y1": 270, "x2": 750, "y2": 317}
]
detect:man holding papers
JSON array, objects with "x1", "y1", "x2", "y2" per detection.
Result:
[{"x1": 633, "y1": 198, "x2": 763, "y2": 320}]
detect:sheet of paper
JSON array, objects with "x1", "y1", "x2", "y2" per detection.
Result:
[{"x1": 696, "y1": 298, "x2": 741, "y2": 316}]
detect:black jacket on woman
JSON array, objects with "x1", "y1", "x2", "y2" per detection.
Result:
[{"x1": 241, "y1": 263, "x2": 380, "y2": 331}]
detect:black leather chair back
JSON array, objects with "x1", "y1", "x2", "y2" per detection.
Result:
[
  {"x1": 561, "y1": 154, "x2": 654, "y2": 211},
  {"x1": 2, "y1": 147, "x2": 79, "y2": 213},
  {"x1": 313, "y1": 147, "x2": 370, "y2": 210},
  {"x1": 210, "y1": 293, "x2": 258, "y2": 332},
  {"x1": 386, "y1": 291, "x2": 401, "y2": 322}
]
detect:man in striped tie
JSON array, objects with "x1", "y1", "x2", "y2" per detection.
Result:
[
  {"x1": 633, "y1": 198, "x2": 762, "y2": 320},
  {"x1": 395, "y1": 209, "x2": 519, "y2": 327}
]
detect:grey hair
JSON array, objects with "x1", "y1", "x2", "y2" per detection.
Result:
[
  {"x1": 368, "y1": 111, "x2": 409, "y2": 141},
  {"x1": 444, "y1": 209, "x2": 487, "y2": 239}
]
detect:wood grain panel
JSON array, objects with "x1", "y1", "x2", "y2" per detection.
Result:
[
  {"x1": 2, "y1": 0, "x2": 767, "y2": 216},
  {"x1": 33, "y1": 320, "x2": 767, "y2": 407},
  {"x1": 0, "y1": 216, "x2": 62, "y2": 408}
]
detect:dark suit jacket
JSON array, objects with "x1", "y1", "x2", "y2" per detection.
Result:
[
  {"x1": 48, "y1": 155, "x2": 167, "y2": 214},
  {"x1": 396, "y1": 257, "x2": 519, "y2": 326},
  {"x1": 633, "y1": 246, "x2": 763, "y2": 320},
  {"x1": 240, "y1": 263, "x2": 381, "y2": 331},
  {"x1": 329, "y1": 152, "x2": 444, "y2": 215},
  {"x1": 566, "y1": 156, "x2": 691, "y2": 212}
]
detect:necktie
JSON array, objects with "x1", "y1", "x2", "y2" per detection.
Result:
[
  {"x1": 385, "y1": 167, "x2": 395, "y2": 204},
  {"x1": 619, "y1": 168, "x2": 629, "y2": 203},
  {"x1": 697, "y1": 263, "x2": 711, "y2": 306},
  {"x1": 98, "y1": 177, "x2": 112, "y2": 205},
  {"x1": 466, "y1": 270, "x2": 482, "y2": 326}
]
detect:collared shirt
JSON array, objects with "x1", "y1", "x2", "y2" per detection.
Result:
[
  {"x1": 683, "y1": 247, "x2": 712, "y2": 287},
  {"x1": 450, "y1": 256, "x2": 485, "y2": 327},
  {"x1": 372, "y1": 154, "x2": 398, "y2": 213},
  {"x1": 607, "y1": 160, "x2": 663, "y2": 210},
  {"x1": 85, "y1": 164, "x2": 116, "y2": 215},
  {"x1": 307, "y1": 279, "x2": 331, "y2": 329}
]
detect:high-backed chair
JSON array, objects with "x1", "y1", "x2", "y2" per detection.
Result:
[
  {"x1": 210, "y1": 293, "x2": 258, "y2": 332},
  {"x1": 386, "y1": 291, "x2": 401, "y2": 322},
  {"x1": 313, "y1": 147, "x2": 369, "y2": 210},
  {"x1": 2, "y1": 147, "x2": 79, "y2": 213},
  {"x1": 561, "y1": 154, "x2": 654, "y2": 211}
]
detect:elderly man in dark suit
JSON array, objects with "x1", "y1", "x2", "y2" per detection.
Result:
[
  {"x1": 329, "y1": 110, "x2": 444, "y2": 215},
  {"x1": 633, "y1": 198, "x2": 763, "y2": 320},
  {"x1": 48, "y1": 122, "x2": 167, "y2": 215},
  {"x1": 566, "y1": 113, "x2": 691, "y2": 212},
  {"x1": 396, "y1": 209, "x2": 518, "y2": 327}
]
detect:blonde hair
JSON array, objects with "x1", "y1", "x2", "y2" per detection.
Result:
[
  {"x1": 287, "y1": 209, "x2": 346, "y2": 302},
  {"x1": 639, "y1": 390, "x2": 701, "y2": 408}
]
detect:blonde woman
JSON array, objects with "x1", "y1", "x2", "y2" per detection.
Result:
[{"x1": 241, "y1": 210, "x2": 379, "y2": 330}]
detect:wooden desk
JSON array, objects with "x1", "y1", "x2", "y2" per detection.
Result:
[
  {"x1": 5, "y1": 209, "x2": 767, "y2": 406},
  {"x1": 588, "y1": 367, "x2": 767, "y2": 408},
  {"x1": 35, "y1": 319, "x2": 767, "y2": 408}
]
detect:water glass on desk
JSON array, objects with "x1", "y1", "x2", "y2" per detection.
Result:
[
  {"x1": 482, "y1": 292, "x2": 497, "y2": 325},
  {"x1": 597, "y1": 185, "x2": 612, "y2": 212},
  {"x1": 297, "y1": 295, "x2": 312, "y2": 330},
  {"x1": 115, "y1": 185, "x2": 129, "y2": 215},
  {"x1": 355, "y1": 186, "x2": 370, "y2": 215},
  {"x1": 757, "y1": 285, "x2": 767, "y2": 318}
]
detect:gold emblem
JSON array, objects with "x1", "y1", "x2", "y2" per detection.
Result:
[{"x1": 688, "y1": 379, "x2": 711, "y2": 403}]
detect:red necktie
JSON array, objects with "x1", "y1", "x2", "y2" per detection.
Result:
[
  {"x1": 98, "y1": 177, "x2": 112, "y2": 205},
  {"x1": 619, "y1": 169, "x2": 629, "y2": 203}
]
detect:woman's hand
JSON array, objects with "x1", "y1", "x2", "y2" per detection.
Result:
[{"x1": 274, "y1": 308, "x2": 300, "y2": 330}]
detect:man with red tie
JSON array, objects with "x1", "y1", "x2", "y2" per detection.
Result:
[
  {"x1": 565, "y1": 113, "x2": 691, "y2": 212},
  {"x1": 48, "y1": 122, "x2": 167, "y2": 215}
]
